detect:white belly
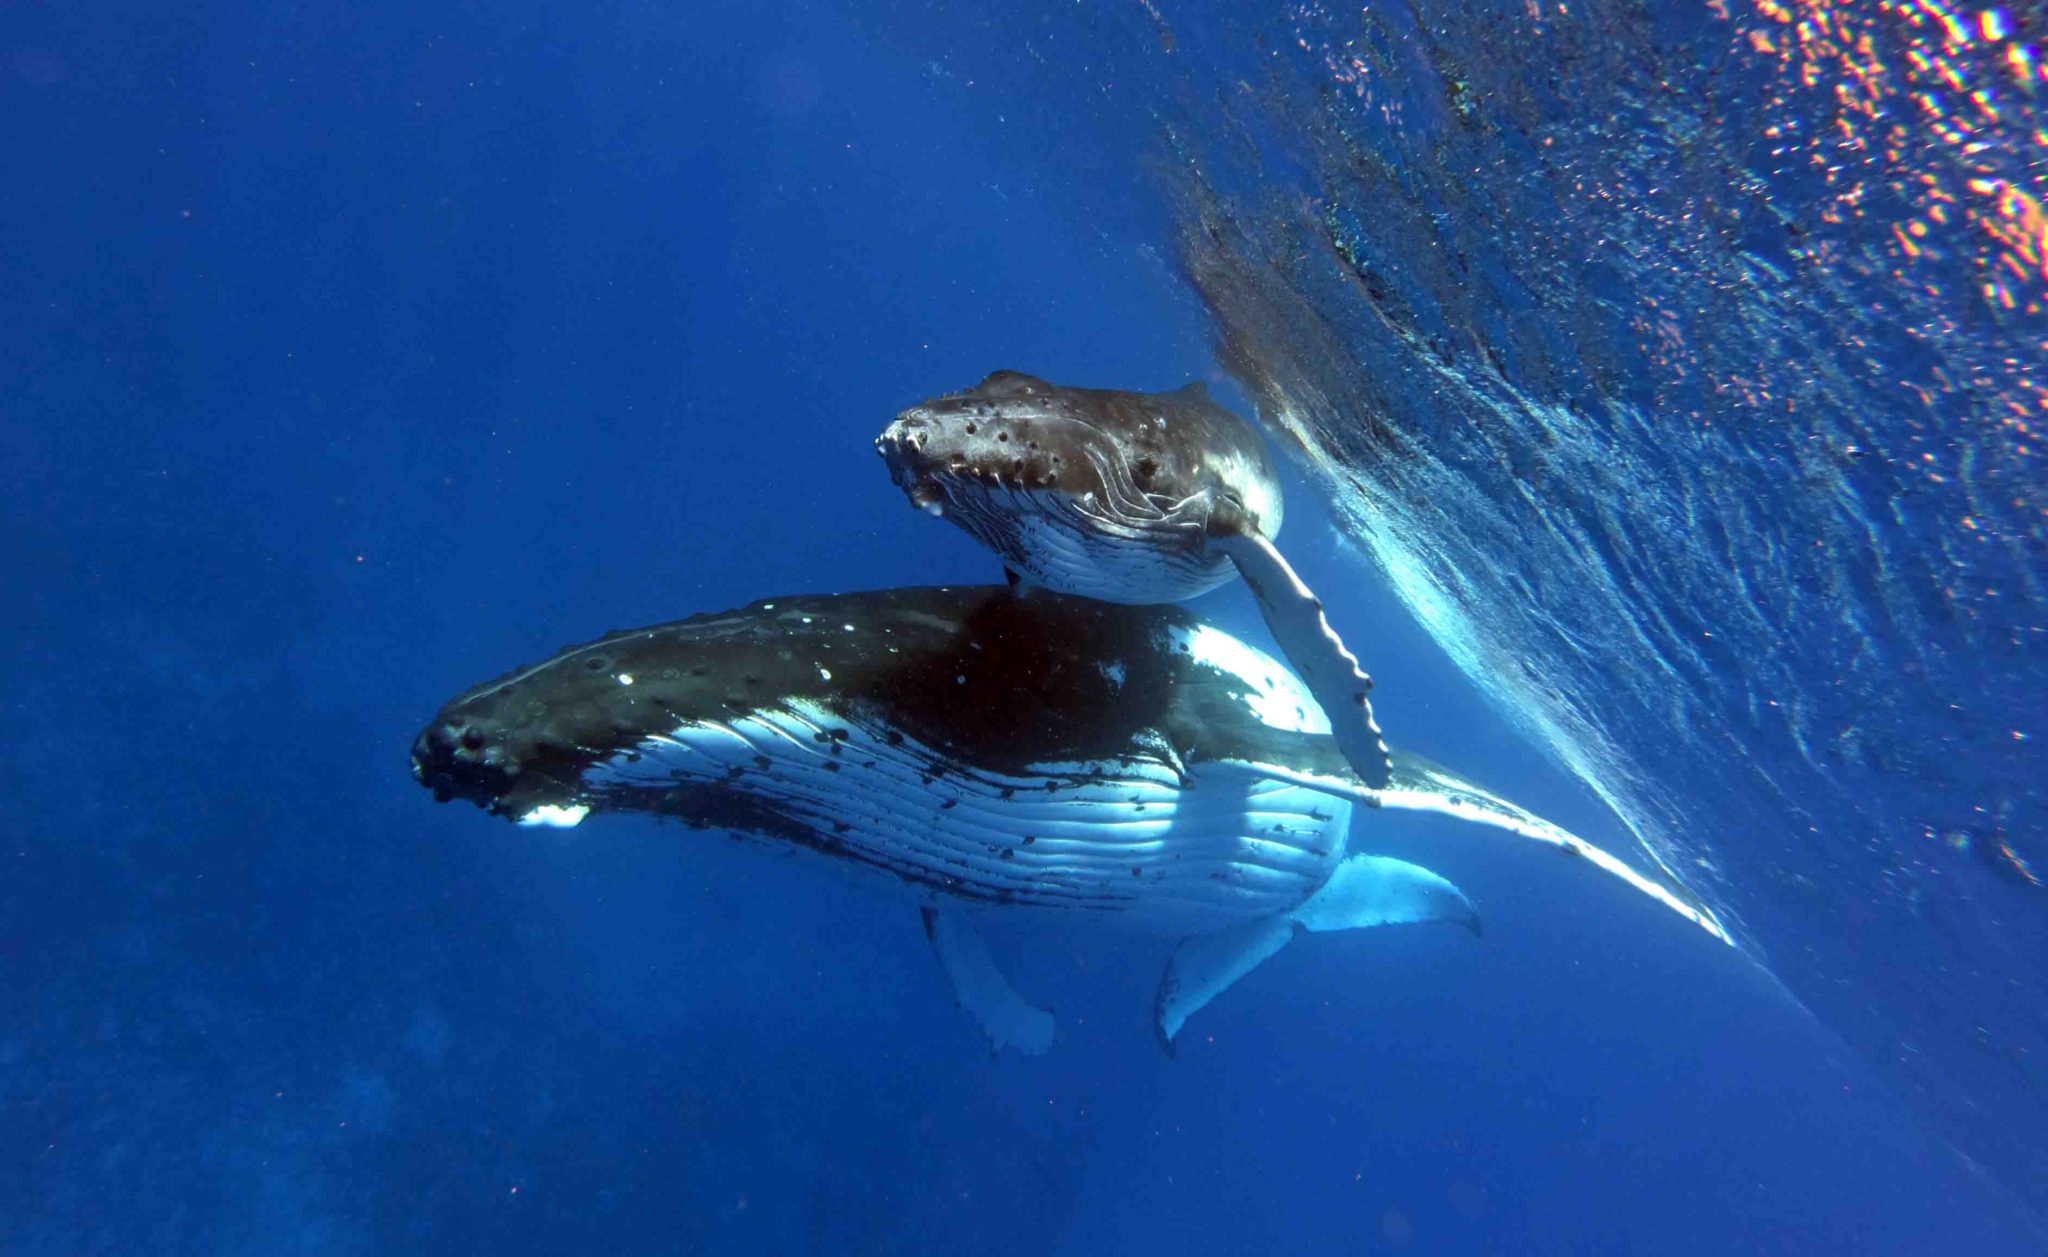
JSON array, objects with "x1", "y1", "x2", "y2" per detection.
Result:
[
  {"x1": 939, "y1": 481, "x2": 1234, "y2": 604},
  {"x1": 580, "y1": 701, "x2": 1351, "y2": 934}
]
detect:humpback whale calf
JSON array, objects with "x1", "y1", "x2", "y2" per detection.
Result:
[
  {"x1": 411, "y1": 586, "x2": 1727, "y2": 1054},
  {"x1": 877, "y1": 371, "x2": 1395, "y2": 788}
]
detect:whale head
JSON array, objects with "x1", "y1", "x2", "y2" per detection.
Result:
[
  {"x1": 877, "y1": 370, "x2": 1118, "y2": 514},
  {"x1": 877, "y1": 371, "x2": 1282, "y2": 602},
  {"x1": 408, "y1": 636, "x2": 651, "y2": 827},
  {"x1": 408, "y1": 603, "x2": 845, "y2": 827}
]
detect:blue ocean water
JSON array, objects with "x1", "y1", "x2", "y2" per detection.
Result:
[{"x1": 5, "y1": 1, "x2": 2044, "y2": 1253}]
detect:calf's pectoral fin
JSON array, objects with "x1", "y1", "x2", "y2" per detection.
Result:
[
  {"x1": 1154, "y1": 855, "x2": 1477, "y2": 1050},
  {"x1": 1211, "y1": 527, "x2": 1393, "y2": 789},
  {"x1": 923, "y1": 908, "x2": 1055, "y2": 1056}
]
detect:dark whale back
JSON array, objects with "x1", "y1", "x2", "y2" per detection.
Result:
[{"x1": 411, "y1": 585, "x2": 1347, "y2": 822}]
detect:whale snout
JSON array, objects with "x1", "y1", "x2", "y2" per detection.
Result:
[
  {"x1": 876, "y1": 409, "x2": 966, "y2": 515},
  {"x1": 878, "y1": 397, "x2": 1083, "y2": 504},
  {"x1": 875, "y1": 409, "x2": 941, "y2": 473},
  {"x1": 410, "y1": 718, "x2": 520, "y2": 811}
]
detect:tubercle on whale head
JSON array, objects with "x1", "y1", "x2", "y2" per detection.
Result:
[{"x1": 875, "y1": 378, "x2": 1099, "y2": 503}]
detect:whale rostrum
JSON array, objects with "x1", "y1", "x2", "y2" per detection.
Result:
[{"x1": 411, "y1": 585, "x2": 1729, "y2": 1053}]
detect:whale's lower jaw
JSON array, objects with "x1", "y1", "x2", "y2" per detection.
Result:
[
  {"x1": 925, "y1": 480, "x2": 1233, "y2": 605},
  {"x1": 562, "y1": 700, "x2": 1351, "y2": 935}
]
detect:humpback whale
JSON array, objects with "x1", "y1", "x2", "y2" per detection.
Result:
[
  {"x1": 876, "y1": 371, "x2": 1395, "y2": 789},
  {"x1": 411, "y1": 586, "x2": 1727, "y2": 1053}
]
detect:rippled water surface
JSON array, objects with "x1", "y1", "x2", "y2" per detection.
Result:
[
  {"x1": 7, "y1": 0, "x2": 2045, "y2": 1249},
  {"x1": 869, "y1": 0, "x2": 2048, "y2": 1207}
]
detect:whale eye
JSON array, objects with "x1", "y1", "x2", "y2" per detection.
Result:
[{"x1": 584, "y1": 655, "x2": 613, "y2": 672}]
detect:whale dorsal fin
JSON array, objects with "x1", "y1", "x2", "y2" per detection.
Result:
[
  {"x1": 975, "y1": 370, "x2": 1053, "y2": 398},
  {"x1": 1171, "y1": 380, "x2": 1212, "y2": 402},
  {"x1": 1209, "y1": 527, "x2": 1393, "y2": 789}
]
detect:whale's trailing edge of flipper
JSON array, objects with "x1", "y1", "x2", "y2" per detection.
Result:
[
  {"x1": 1220, "y1": 750, "x2": 1733, "y2": 946},
  {"x1": 1156, "y1": 917, "x2": 1295, "y2": 1053},
  {"x1": 924, "y1": 908, "x2": 1055, "y2": 1056},
  {"x1": 1374, "y1": 752, "x2": 1733, "y2": 944},
  {"x1": 1156, "y1": 855, "x2": 1479, "y2": 1049},
  {"x1": 1212, "y1": 528, "x2": 1393, "y2": 790}
]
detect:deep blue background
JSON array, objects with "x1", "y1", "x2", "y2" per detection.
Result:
[{"x1": 4, "y1": 2, "x2": 2042, "y2": 1252}]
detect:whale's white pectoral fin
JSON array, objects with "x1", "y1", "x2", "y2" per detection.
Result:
[
  {"x1": 1213, "y1": 528, "x2": 1394, "y2": 790},
  {"x1": 1155, "y1": 855, "x2": 1478, "y2": 1049},
  {"x1": 1376, "y1": 751, "x2": 1734, "y2": 945},
  {"x1": 1230, "y1": 750, "x2": 1734, "y2": 946},
  {"x1": 1156, "y1": 915, "x2": 1297, "y2": 1051},
  {"x1": 922, "y1": 908, "x2": 1055, "y2": 1056}
]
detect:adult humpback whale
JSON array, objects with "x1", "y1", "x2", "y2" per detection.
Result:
[
  {"x1": 411, "y1": 586, "x2": 1727, "y2": 1053},
  {"x1": 876, "y1": 371, "x2": 1395, "y2": 790}
]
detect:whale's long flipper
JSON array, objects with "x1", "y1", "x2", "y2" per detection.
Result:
[
  {"x1": 922, "y1": 908, "x2": 1055, "y2": 1055},
  {"x1": 1374, "y1": 753, "x2": 1732, "y2": 943},
  {"x1": 1233, "y1": 750, "x2": 1733, "y2": 945},
  {"x1": 1211, "y1": 528, "x2": 1393, "y2": 789},
  {"x1": 1155, "y1": 855, "x2": 1477, "y2": 1049}
]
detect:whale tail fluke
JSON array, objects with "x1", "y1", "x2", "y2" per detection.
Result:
[{"x1": 1155, "y1": 855, "x2": 1478, "y2": 1050}]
